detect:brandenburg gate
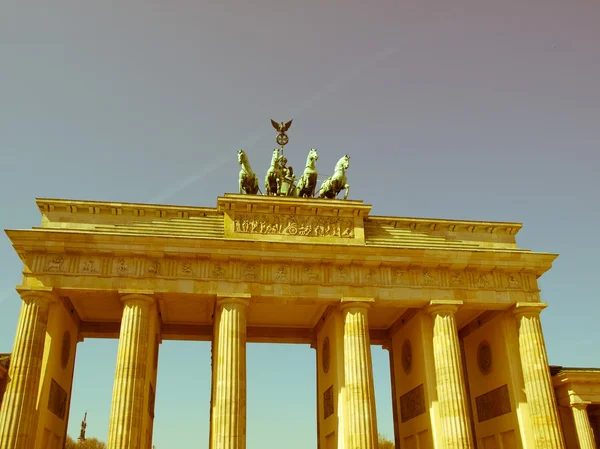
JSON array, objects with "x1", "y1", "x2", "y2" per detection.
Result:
[
  {"x1": 0, "y1": 191, "x2": 573, "y2": 449},
  {"x1": 1, "y1": 119, "x2": 593, "y2": 449}
]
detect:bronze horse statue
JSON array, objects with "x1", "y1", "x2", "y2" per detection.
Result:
[
  {"x1": 264, "y1": 149, "x2": 282, "y2": 196},
  {"x1": 318, "y1": 154, "x2": 350, "y2": 200},
  {"x1": 296, "y1": 148, "x2": 319, "y2": 198},
  {"x1": 237, "y1": 149, "x2": 259, "y2": 195}
]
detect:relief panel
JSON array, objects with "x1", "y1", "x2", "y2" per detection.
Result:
[
  {"x1": 475, "y1": 384, "x2": 511, "y2": 422},
  {"x1": 400, "y1": 384, "x2": 426, "y2": 423}
]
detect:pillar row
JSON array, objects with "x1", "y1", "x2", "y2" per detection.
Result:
[
  {"x1": 0, "y1": 290, "x2": 55, "y2": 449},
  {"x1": 341, "y1": 301, "x2": 377, "y2": 449},
  {"x1": 427, "y1": 300, "x2": 474, "y2": 449},
  {"x1": 512, "y1": 303, "x2": 566, "y2": 449},
  {"x1": 107, "y1": 293, "x2": 155, "y2": 449},
  {"x1": 572, "y1": 404, "x2": 596, "y2": 449},
  {"x1": 210, "y1": 297, "x2": 249, "y2": 449}
]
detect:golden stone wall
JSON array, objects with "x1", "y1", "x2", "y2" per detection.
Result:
[{"x1": 1, "y1": 194, "x2": 595, "y2": 449}]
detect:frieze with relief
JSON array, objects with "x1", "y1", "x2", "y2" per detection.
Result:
[
  {"x1": 233, "y1": 213, "x2": 355, "y2": 239},
  {"x1": 30, "y1": 253, "x2": 538, "y2": 292}
]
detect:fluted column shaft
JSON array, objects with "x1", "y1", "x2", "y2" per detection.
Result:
[
  {"x1": 341, "y1": 302, "x2": 377, "y2": 449},
  {"x1": 0, "y1": 291, "x2": 54, "y2": 449},
  {"x1": 210, "y1": 297, "x2": 249, "y2": 449},
  {"x1": 572, "y1": 404, "x2": 596, "y2": 449},
  {"x1": 428, "y1": 301, "x2": 474, "y2": 449},
  {"x1": 107, "y1": 294, "x2": 154, "y2": 449},
  {"x1": 513, "y1": 303, "x2": 565, "y2": 449}
]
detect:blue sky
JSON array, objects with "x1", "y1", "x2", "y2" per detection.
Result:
[{"x1": 1, "y1": 1, "x2": 599, "y2": 448}]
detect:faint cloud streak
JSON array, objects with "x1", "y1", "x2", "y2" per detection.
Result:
[{"x1": 150, "y1": 46, "x2": 400, "y2": 203}]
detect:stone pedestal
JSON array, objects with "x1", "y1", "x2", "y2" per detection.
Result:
[
  {"x1": 427, "y1": 300, "x2": 474, "y2": 449},
  {"x1": 107, "y1": 294, "x2": 155, "y2": 449},
  {"x1": 210, "y1": 297, "x2": 249, "y2": 449},
  {"x1": 0, "y1": 290, "x2": 54, "y2": 449},
  {"x1": 513, "y1": 303, "x2": 565, "y2": 449},
  {"x1": 572, "y1": 404, "x2": 596, "y2": 449},
  {"x1": 341, "y1": 301, "x2": 377, "y2": 449}
]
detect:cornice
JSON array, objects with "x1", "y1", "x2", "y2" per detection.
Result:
[
  {"x1": 366, "y1": 216, "x2": 522, "y2": 236},
  {"x1": 5, "y1": 228, "x2": 557, "y2": 275},
  {"x1": 35, "y1": 196, "x2": 521, "y2": 235},
  {"x1": 552, "y1": 370, "x2": 600, "y2": 387},
  {"x1": 36, "y1": 197, "x2": 216, "y2": 219}
]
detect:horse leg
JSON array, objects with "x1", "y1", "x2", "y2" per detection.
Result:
[
  {"x1": 343, "y1": 184, "x2": 350, "y2": 200},
  {"x1": 239, "y1": 176, "x2": 244, "y2": 194}
]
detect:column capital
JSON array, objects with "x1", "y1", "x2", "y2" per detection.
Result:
[
  {"x1": 512, "y1": 302, "x2": 547, "y2": 318},
  {"x1": 571, "y1": 402, "x2": 591, "y2": 410},
  {"x1": 217, "y1": 294, "x2": 250, "y2": 308},
  {"x1": 16, "y1": 287, "x2": 57, "y2": 307},
  {"x1": 426, "y1": 299, "x2": 463, "y2": 316},
  {"x1": 119, "y1": 290, "x2": 155, "y2": 306},
  {"x1": 340, "y1": 297, "x2": 374, "y2": 311}
]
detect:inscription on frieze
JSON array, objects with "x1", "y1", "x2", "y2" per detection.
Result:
[
  {"x1": 48, "y1": 378, "x2": 68, "y2": 420},
  {"x1": 400, "y1": 384, "x2": 426, "y2": 423},
  {"x1": 323, "y1": 385, "x2": 334, "y2": 419},
  {"x1": 476, "y1": 384, "x2": 511, "y2": 422},
  {"x1": 234, "y1": 213, "x2": 354, "y2": 238}
]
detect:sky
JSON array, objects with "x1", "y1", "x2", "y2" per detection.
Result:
[{"x1": 0, "y1": 1, "x2": 599, "y2": 448}]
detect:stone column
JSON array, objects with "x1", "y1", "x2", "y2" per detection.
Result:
[
  {"x1": 107, "y1": 293, "x2": 155, "y2": 449},
  {"x1": 0, "y1": 289, "x2": 55, "y2": 449},
  {"x1": 210, "y1": 297, "x2": 249, "y2": 449},
  {"x1": 427, "y1": 300, "x2": 474, "y2": 449},
  {"x1": 341, "y1": 300, "x2": 377, "y2": 449},
  {"x1": 512, "y1": 303, "x2": 565, "y2": 448},
  {"x1": 572, "y1": 404, "x2": 596, "y2": 449}
]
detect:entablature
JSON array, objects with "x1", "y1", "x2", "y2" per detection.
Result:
[{"x1": 32, "y1": 196, "x2": 529, "y2": 251}]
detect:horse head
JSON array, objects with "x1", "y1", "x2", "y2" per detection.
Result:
[
  {"x1": 237, "y1": 149, "x2": 246, "y2": 164},
  {"x1": 270, "y1": 148, "x2": 280, "y2": 165},
  {"x1": 335, "y1": 154, "x2": 350, "y2": 172}
]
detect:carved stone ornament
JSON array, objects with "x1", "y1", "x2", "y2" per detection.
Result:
[
  {"x1": 323, "y1": 385, "x2": 334, "y2": 419},
  {"x1": 477, "y1": 273, "x2": 493, "y2": 288},
  {"x1": 477, "y1": 340, "x2": 492, "y2": 375},
  {"x1": 451, "y1": 271, "x2": 465, "y2": 286},
  {"x1": 243, "y1": 263, "x2": 257, "y2": 280},
  {"x1": 234, "y1": 213, "x2": 354, "y2": 239},
  {"x1": 61, "y1": 331, "x2": 71, "y2": 370},
  {"x1": 422, "y1": 270, "x2": 438, "y2": 286},
  {"x1": 81, "y1": 259, "x2": 99, "y2": 273},
  {"x1": 46, "y1": 256, "x2": 65, "y2": 272},
  {"x1": 181, "y1": 261, "x2": 194, "y2": 276},
  {"x1": 507, "y1": 274, "x2": 521, "y2": 289},
  {"x1": 48, "y1": 379, "x2": 68, "y2": 420},
  {"x1": 402, "y1": 339, "x2": 413, "y2": 374},
  {"x1": 400, "y1": 384, "x2": 426, "y2": 423},
  {"x1": 476, "y1": 384, "x2": 511, "y2": 422},
  {"x1": 304, "y1": 266, "x2": 319, "y2": 281},
  {"x1": 322, "y1": 337, "x2": 330, "y2": 374},
  {"x1": 394, "y1": 269, "x2": 406, "y2": 283},
  {"x1": 275, "y1": 266, "x2": 288, "y2": 281},
  {"x1": 116, "y1": 258, "x2": 129, "y2": 274},
  {"x1": 148, "y1": 260, "x2": 161, "y2": 276}
]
